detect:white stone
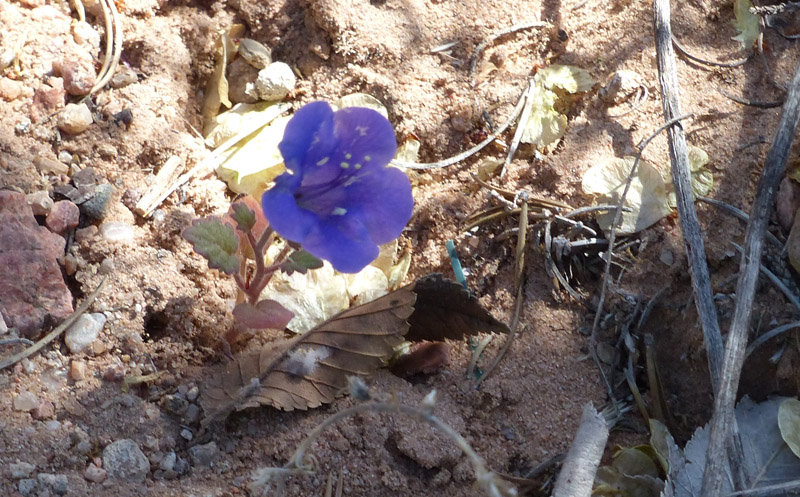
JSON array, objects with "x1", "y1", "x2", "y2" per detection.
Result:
[
  {"x1": 103, "y1": 439, "x2": 150, "y2": 483},
  {"x1": 57, "y1": 103, "x2": 93, "y2": 135},
  {"x1": 13, "y1": 391, "x2": 39, "y2": 412},
  {"x1": 26, "y1": 191, "x2": 54, "y2": 216},
  {"x1": 99, "y1": 222, "x2": 135, "y2": 243},
  {"x1": 248, "y1": 62, "x2": 295, "y2": 101},
  {"x1": 64, "y1": 313, "x2": 105, "y2": 353}
]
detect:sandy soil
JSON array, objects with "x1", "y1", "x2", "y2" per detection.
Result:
[{"x1": 1, "y1": 0, "x2": 799, "y2": 495}]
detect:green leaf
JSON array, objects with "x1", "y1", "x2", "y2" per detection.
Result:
[
  {"x1": 182, "y1": 218, "x2": 240, "y2": 274},
  {"x1": 233, "y1": 299, "x2": 294, "y2": 329},
  {"x1": 281, "y1": 250, "x2": 324, "y2": 276},
  {"x1": 230, "y1": 201, "x2": 256, "y2": 232},
  {"x1": 732, "y1": 0, "x2": 759, "y2": 49},
  {"x1": 778, "y1": 398, "x2": 800, "y2": 459}
]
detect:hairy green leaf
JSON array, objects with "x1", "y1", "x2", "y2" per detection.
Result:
[
  {"x1": 182, "y1": 218, "x2": 240, "y2": 274},
  {"x1": 732, "y1": 0, "x2": 759, "y2": 49},
  {"x1": 230, "y1": 201, "x2": 256, "y2": 232},
  {"x1": 281, "y1": 250, "x2": 324, "y2": 276}
]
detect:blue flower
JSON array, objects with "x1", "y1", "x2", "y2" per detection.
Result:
[{"x1": 261, "y1": 101, "x2": 413, "y2": 273}]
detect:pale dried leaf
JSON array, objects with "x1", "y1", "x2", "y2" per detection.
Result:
[
  {"x1": 200, "y1": 287, "x2": 416, "y2": 415},
  {"x1": 582, "y1": 156, "x2": 671, "y2": 234},
  {"x1": 778, "y1": 398, "x2": 800, "y2": 459},
  {"x1": 538, "y1": 64, "x2": 594, "y2": 93},
  {"x1": 335, "y1": 93, "x2": 389, "y2": 117},
  {"x1": 202, "y1": 25, "x2": 245, "y2": 133}
]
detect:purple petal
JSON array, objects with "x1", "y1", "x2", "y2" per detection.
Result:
[
  {"x1": 261, "y1": 185, "x2": 318, "y2": 243},
  {"x1": 278, "y1": 101, "x2": 336, "y2": 174},
  {"x1": 302, "y1": 215, "x2": 379, "y2": 273},
  {"x1": 341, "y1": 167, "x2": 413, "y2": 244},
  {"x1": 333, "y1": 107, "x2": 397, "y2": 170}
]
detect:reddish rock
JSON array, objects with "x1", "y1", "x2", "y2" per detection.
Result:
[
  {"x1": 32, "y1": 401, "x2": 55, "y2": 420},
  {"x1": 30, "y1": 86, "x2": 66, "y2": 123},
  {"x1": 60, "y1": 61, "x2": 96, "y2": 96},
  {"x1": 46, "y1": 200, "x2": 80, "y2": 235},
  {"x1": 0, "y1": 191, "x2": 73, "y2": 338}
]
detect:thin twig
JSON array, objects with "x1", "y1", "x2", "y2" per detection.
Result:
[
  {"x1": 474, "y1": 197, "x2": 528, "y2": 386},
  {"x1": 552, "y1": 404, "x2": 609, "y2": 497},
  {"x1": 671, "y1": 34, "x2": 751, "y2": 68},
  {"x1": 0, "y1": 277, "x2": 107, "y2": 370},
  {"x1": 746, "y1": 321, "x2": 800, "y2": 358},
  {"x1": 655, "y1": 0, "x2": 725, "y2": 391},
  {"x1": 730, "y1": 242, "x2": 800, "y2": 312},
  {"x1": 468, "y1": 21, "x2": 548, "y2": 84},
  {"x1": 697, "y1": 196, "x2": 783, "y2": 249},
  {"x1": 0, "y1": 337, "x2": 34, "y2": 347},
  {"x1": 563, "y1": 205, "x2": 631, "y2": 218},
  {"x1": 718, "y1": 89, "x2": 784, "y2": 109},
  {"x1": 89, "y1": 0, "x2": 123, "y2": 95},
  {"x1": 502, "y1": 80, "x2": 535, "y2": 179},
  {"x1": 757, "y1": 31, "x2": 787, "y2": 93},
  {"x1": 699, "y1": 44, "x2": 800, "y2": 497},
  {"x1": 392, "y1": 88, "x2": 527, "y2": 170}
]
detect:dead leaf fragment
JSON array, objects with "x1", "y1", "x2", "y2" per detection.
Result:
[
  {"x1": 406, "y1": 274, "x2": 509, "y2": 342},
  {"x1": 200, "y1": 287, "x2": 416, "y2": 416}
]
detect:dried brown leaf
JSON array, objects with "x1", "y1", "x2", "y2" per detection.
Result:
[
  {"x1": 201, "y1": 287, "x2": 416, "y2": 418},
  {"x1": 406, "y1": 274, "x2": 509, "y2": 342}
]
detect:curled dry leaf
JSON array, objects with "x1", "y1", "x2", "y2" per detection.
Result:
[
  {"x1": 200, "y1": 286, "x2": 416, "y2": 417},
  {"x1": 202, "y1": 24, "x2": 245, "y2": 134}
]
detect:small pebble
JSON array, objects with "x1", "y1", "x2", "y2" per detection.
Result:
[
  {"x1": 143, "y1": 435, "x2": 159, "y2": 450},
  {"x1": 0, "y1": 77, "x2": 23, "y2": 101},
  {"x1": 71, "y1": 167, "x2": 97, "y2": 189},
  {"x1": 174, "y1": 456, "x2": 190, "y2": 475},
  {"x1": 159, "y1": 451, "x2": 176, "y2": 472},
  {"x1": 96, "y1": 142, "x2": 118, "y2": 159},
  {"x1": 249, "y1": 62, "x2": 295, "y2": 101},
  {"x1": 34, "y1": 155, "x2": 69, "y2": 175},
  {"x1": 238, "y1": 38, "x2": 272, "y2": 69},
  {"x1": 0, "y1": 314, "x2": 7, "y2": 335},
  {"x1": 37, "y1": 473, "x2": 69, "y2": 495},
  {"x1": 180, "y1": 428, "x2": 193, "y2": 441},
  {"x1": 45, "y1": 200, "x2": 80, "y2": 235},
  {"x1": 45, "y1": 420, "x2": 61, "y2": 431},
  {"x1": 183, "y1": 403, "x2": 201, "y2": 424},
  {"x1": 13, "y1": 391, "x2": 40, "y2": 412},
  {"x1": 110, "y1": 67, "x2": 138, "y2": 89},
  {"x1": 18, "y1": 478, "x2": 37, "y2": 496},
  {"x1": 103, "y1": 439, "x2": 150, "y2": 483},
  {"x1": 26, "y1": 191, "x2": 54, "y2": 216},
  {"x1": 121, "y1": 188, "x2": 141, "y2": 211},
  {"x1": 72, "y1": 21, "x2": 100, "y2": 48},
  {"x1": 99, "y1": 222, "x2": 135, "y2": 243},
  {"x1": 189, "y1": 441, "x2": 218, "y2": 467},
  {"x1": 64, "y1": 253, "x2": 79, "y2": 275},
  {"x1": 21, "y1": 358, "x2": 35, "y2": 374},
  {"x1": 74, "y1": 225, "x2": 98, "y2": 243},
  {"x1": 186, "y1": 385, "x2": 199, "y2": 402},
  {"x1": 660, "y1": 249, "x2": 675, "y2": 266},
  {"x1": 10, "y1": 461, "x2": 36, "y2": 479},
  {"x1": 32, "y1": 401, "x2": 55, "y2": 420},
  {"x1": 64, "y1": 313, "x2": 106, "y2": 354},
  {"x1": 58, "y1": 151, "x2": 73, "y2": 163},
  {"x1": 81, "y1": 184, "x2": 113, "y2": 220},
  {"x1": 31, "y1": 86, "x2": 66, "y2": 123},
  {"x1": 69, "y1": 360, "x2": 87, "y2": 380},
  {"x1": 60, "y1": 60, "x2": 96, "y2": 96},
  {"x1": 57, "y1": 103, "x2": 93, "y2": 134},
  {"x1": 84, "y1": 463, "x2": 107, "y2": 483}
]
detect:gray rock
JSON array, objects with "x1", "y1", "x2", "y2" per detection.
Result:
[
  {"x1": 10, "y1": 461, "x2": 35, "y2": 478},
  {"x1": 84, "y1": 463, "x2": 106, "y2": 482},
  {"x1": 13, "y1": 391, "x2": 39, "y2": 412},
  {"x1": 159, "y1": 451, "x2": 176, "y2": 472},
  {"x1": 183, "y1": 403, "x2": 201, "y2": 424},
  {"x1": 37, "y1": 473, "x2": 69, "y2": 495},
  {"x1": 99, "y1": 222, "x2": 135, "y2": 243},
  {"x1": 180, "y1": 428, "x2": 193, "y2": 441},
  {"x1": 173, "y1": 456, "x2": 190, "y2": 475},
  {"x1": 186, "y1": 386, "x2": 199, "y2": 402},
  {"x1": 18, "y1": 478, "x2": 37, "y2": 496},
  {"x1": 64, "y1": 313, "x2": 105, "y2": 353},
  {"x1": 81, "y1": 184, "x2": 112, "y2": 220},
  {"x1": 57, "y1": 103, "x2": 93, "y2": 135},
  {"x1": 71, "y1": 167, "x2": 97, "y2": 189},
  {"x1": 102, "y1": 439, "x2": 150, "y2": 483},
  {"x1": 0, "y1": 191, "x2": 72, "y2": 338},
  {"x1": 249, "y1": 62, "x2": 295, "y2": 101},
  {"x1": 238, "y1": 39, "x2": 272, "y2": 69},
  {"x1": 189, "y1": 441, "x2": 218, "y2": 467}
]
